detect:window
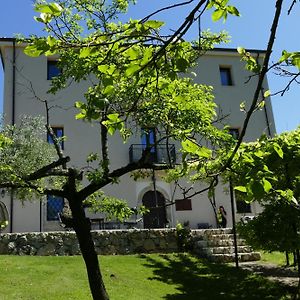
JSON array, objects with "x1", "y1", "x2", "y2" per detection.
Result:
[
  {"x1": 47, "y1": 127, "x2": 64, "y2": 149},
  {"x1": 219, "y1": 67, "x2": 233, "y2": 86},
  {"x1": 229, "y1": 128, "x2": 239, "y2": 140},
  {"x1": 47, "y1": 195, "x2": 64, "y2": 221},
  {"x1": 47, "y1": 60, "x2": 61, "y2": 80},
  {"x1": 175, "y1": 198, "x2": 192, "y2": 211},
  {"x1": 236, "y1": 199, "x2": 252, "y2": 213},
  {"x1": 235, "y1": 191, "x2": 251, "y2": 213},
  {"x1": 141, "y1": 128, "x2": 156, "y2": 153}
]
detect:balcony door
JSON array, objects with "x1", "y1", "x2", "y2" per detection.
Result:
[
  {"x1": 142, "y1": 191, "x2": 167, "y2": 228},
  {"x1": 141, "y1": 128, "x2": 157, "y2": 162}
]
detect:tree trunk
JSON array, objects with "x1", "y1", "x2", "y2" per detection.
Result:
[{"x1": 68, "y1": 195, "x2": 109, "y2": 300}]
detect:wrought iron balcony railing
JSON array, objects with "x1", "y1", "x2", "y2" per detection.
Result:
[{"x1": 129, "y1": 144, "x2": 176, "y2": 164}]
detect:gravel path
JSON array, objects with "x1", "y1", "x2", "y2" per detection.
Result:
[{"x1": 239, "y1": 261, "x2": 299, "y2": 288}]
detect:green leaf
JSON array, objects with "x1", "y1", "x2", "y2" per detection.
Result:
[
  {"x1": 227, "y1": 6, "x2": 240, "y2": 16},
  {"x1": 35, "y1": 3, "x2": 63, "y2": 16},
  {"x1": 181, "y1": 140, "x2": 199, "y2": 154},
  {"x1": 279, "y1": 50, "x2": 291, "y2": 63},
  {"x1": 251, "y1": 181, "x2": 265, "y2": 199},
  {"x1": 262, "y1": 178, "x2": 272, "y2": 193},
  {"x1": 75, "y1": 112, "x2": 86, "y2": 120},
  {"x1": 273, "y1": 143, "x2": 283, "y2": 159},
  {"x1": 24, "y1": 45, "x2": 45, "y2": 57},
  {"x1": 264, "y1": 90, "x2": 271, "y2": 98},
  {"x1": 34, "y1": 16, "x2": 44, "y2": 23},
  {"x1": 141, "y1": 47, "x2": 153, "y2": 66},
  {"x1": 123, "y1": 47, "x2": 139, "y2": 60},
  {"x1": 257, "y1": 101, "x2": 265, "y2": 110},
  {"x1": 176, "y1": 58, "x2": 189, "y2": 72},
  {"x1": 196, "y1": 147, "x2": 212, "y2": 158},
  {"x1": 107, "y1": 113, "x2": 120, "y2": 122},
  {"x1": 144, "y1": 20, "x2": 164, "y2": 29},
  {"x1": 35, "y1": 4, "x2": 54, "y2": 13},
  {"x1": 237, "y1": 47, "x2": 245, "y2": 55},
  {"x1": 254, "y1": 150, "x2": 264, "y2": 158},
  {"x1": 46, "y1": 36, "x2": 56, "y2": 47},
  {"x1": 234, "y1": 186, "x2": 247, "y2": 193},
  {"x1": 40, "y1": 12, "x2": 53, "y2": 23},
  {"x1": 181, "y1": 140, "x2": 211, "y2": 158},
  {"x1": 98, "y1": 64, "x2": 109, "y2": 73},
  {"x1": 212, "y1": 9, "x2": 224, "y2": 22},
  {"x1": 79, "y1": 47, "x2": 91, "y2": 58},
  {"x1": 240, "y1": 101, "x2": 246, "y2": 112},
  {"x1": 103, "y1": 85, "x2": 115, "y2": 95},
  {"x1": 75, "y1": 101, "x2": 85, "y2": 109},
  {"x1": 125, "y1": 64, "x2": 140, "y2": 77},
  {"x1": 49, "y1": 3, "x2": 63, "y2": 16}
]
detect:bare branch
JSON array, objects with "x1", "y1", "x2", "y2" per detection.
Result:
[{"x1": 288, "y1": 0, "x2": 298, "y2": 14}]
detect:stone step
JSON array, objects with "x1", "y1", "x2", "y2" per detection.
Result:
[
  {"x1": 206, "y1": 238, "x2": 247, "y2": 247},
  {"x1": 207, "y1": 233, "x2": 235, "y2": 240},
  {"x1": 190, "y1": 228, "x2": 232, "y2": 238},
  {"x1": 209, "y1": 252, "x2": 261, "y2": 263},
  {"x1": 200, "y1": 245, "x2": 252, "y2": 255}
]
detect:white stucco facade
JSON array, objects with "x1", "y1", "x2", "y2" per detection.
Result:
[{"x1": 0, "y1": 38, "x2": 276, "y2": 233}]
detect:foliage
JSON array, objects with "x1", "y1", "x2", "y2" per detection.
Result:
[
  {"x1": 84, "y1": 191, "x2": 148, "y2": 221},
  {"x1": 208, "y1": 0, "x2": 240, "y2": 22},
  {"x1": 9, "y1": 0, "x2": 250, "y2": 299},
  {"x1": 237, "y1": 201, "x2": 300, "y2": 253},
  {"x1": 228, "y1": 128, "x2": 300, "y2": 259},
  {"x1": 0, "y1": 116, "x2": 57, "y2": 200},
  {"x1": 22, "y1": 0, "x2": 234, "y2": 192},
  {"x1": 226, "y1": 128, "x2": 300, "y2": 205},
  {"x1": 176, "y1": 222, "x2": 192, "y2": 251}
]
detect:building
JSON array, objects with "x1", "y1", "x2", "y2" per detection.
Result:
[{"x1": 0, "y1": 38, "x2": 276, "y2": 233}]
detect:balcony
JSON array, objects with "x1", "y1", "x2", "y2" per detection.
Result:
[{"x1": 129, "y1": 144, "x2": 176, "y2": 164}]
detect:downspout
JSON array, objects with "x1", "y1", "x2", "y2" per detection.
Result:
[
  {"x1": 256, "y1": 53, "x2": 272, "y2": 137},
  {"x1": 10, "y1": 39, "x2": 16, "y2": 233}
]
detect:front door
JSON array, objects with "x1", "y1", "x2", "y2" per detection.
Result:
[{"x1": 142, "y1": 191, "x2": 166, "y2": 228}]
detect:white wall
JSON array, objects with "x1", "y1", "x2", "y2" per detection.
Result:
[{"x1": 0, "y1": 43, "x2": 276, "y2": 232}]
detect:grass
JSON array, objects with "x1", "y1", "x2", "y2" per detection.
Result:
[
  {"x1": 0, "y1": 253, "x2": 294, "y2": 300},
  {"x1": 260, "y1": 251, "x2": 295, "y2": 266}
]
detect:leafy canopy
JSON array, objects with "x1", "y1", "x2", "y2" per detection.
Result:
[{"x1": 227, "y1": 128, "x2": 300, "y2": 205}]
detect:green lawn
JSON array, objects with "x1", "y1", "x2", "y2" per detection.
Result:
[
  {"x1": 0, "y1": 253, "x2": 293, "y2": 300},
  {"x1": 260, "y1": 251, "x2": 294, "y2": 266}
]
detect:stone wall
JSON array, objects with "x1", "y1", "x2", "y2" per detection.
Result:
[{"x1": 0, "y1": 229, "x2": 179, "y2": 256}]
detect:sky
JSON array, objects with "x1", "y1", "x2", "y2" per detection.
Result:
[{"x1": 0, "y1": 0, "x2": 299, "y2": 133}]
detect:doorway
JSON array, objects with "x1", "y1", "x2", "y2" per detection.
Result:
[{"x1": 142, "y1": 191, "x2": 167, "y2": 228}]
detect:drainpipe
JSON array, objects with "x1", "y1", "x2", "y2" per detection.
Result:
[{"x1": 9, "y1": 39, "x2": 16, "y2": 233}]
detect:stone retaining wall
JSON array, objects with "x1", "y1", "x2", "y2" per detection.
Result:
[{"x1": 0, "y1": 229, "x2": 179, "y2": 256}]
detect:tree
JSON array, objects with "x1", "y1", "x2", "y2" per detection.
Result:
[
  {"x1": 226, "y1": 128, "x2": 300, "y2": 296},
  {"x1": 4, "y1": 0, "x2": 300, "y2": 299},
  {"x1": 1, "y1": 1, "x2": 242, "y2": 299}
]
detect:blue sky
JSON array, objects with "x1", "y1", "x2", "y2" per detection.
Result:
[{"x1": 0, "y1": 0, "x2": 299, "y2": 133}]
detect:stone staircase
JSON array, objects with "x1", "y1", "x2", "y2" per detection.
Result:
[{"x1": 191, "y1": 228, "x2": 261, "y2": 263}]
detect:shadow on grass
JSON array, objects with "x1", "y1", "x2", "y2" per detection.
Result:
[{"x1": 138, "y1": 253, "x2": 294, "y2": 300}]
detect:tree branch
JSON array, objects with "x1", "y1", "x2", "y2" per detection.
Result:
[
  {"x1": 25, "y1": 157, "x2": 70, "y2": 181},
  {"x1": 221, "y1": 0, "x2": 284, "y2": 172}
]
